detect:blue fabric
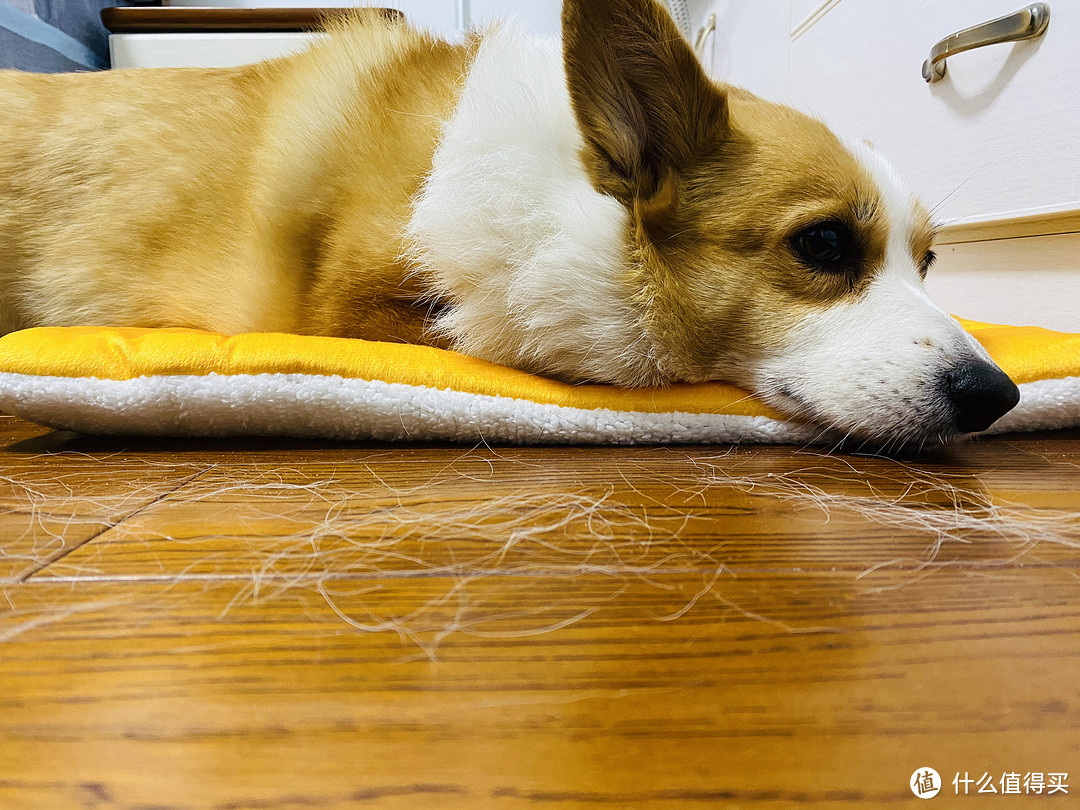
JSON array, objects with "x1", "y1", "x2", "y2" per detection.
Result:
[
  {"x1": 0, "y1": 2, "x2": 107, "y2": 70},
  {"x1": 0, "y1": 22, "x2": 88, "y2": 71},
  {"x1": 32, "y1": 0, "x2": 114, "y2": 64}
]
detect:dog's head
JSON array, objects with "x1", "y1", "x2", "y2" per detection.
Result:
[{"x1": 562, "y1": 0, "x2": 1019, "y2": 448}]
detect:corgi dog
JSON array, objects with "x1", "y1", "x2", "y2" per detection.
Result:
[{"x1": 0, "y1": 0, "x2": 1019, "y2": 448}]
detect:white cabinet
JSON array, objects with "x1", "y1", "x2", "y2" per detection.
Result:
[
  {"x1": 390, "y1": 0, "x2": 561, "y2": 37},
  {"x1": 699, "y1": 1, "x2": 1080, "y2": 235},
  {"x1": 381, "y1": 1, "x2": 458, "y2": 34},
  {"x1": 788, "y1": 1, "x2": 1080, "y2": 234},
  {"x1": 694, "y1": 0, "x2": 791, "y2": 102},
  {"x1": 466, "y1": 1, "x2": 561, "y2": 37},
  {"x1": 111, "y1": 2, "x2": 559, "y2": 69}
]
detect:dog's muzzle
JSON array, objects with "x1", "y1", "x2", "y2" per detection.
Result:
[{"x1": 945, "y1": 359, "x2": 1021, "y2": 434}]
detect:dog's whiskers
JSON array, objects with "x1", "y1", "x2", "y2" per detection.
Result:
[{"x1": 929, "y1": 159, "x2": 996, "y2": 219}]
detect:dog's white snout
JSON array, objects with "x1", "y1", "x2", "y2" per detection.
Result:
[{"x1": 753, "y1": 265, "x2": 1025, "y2": 447}]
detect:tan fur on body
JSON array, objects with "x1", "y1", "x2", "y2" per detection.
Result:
[{"x1": 0, "y1": 13, "x2": 474, "y2": 343}]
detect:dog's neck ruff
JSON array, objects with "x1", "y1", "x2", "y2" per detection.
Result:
[{"x1": 406, "y1": 24, "x2": 661, "y2": 386}]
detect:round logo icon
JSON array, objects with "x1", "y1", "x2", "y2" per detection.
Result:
[{"x1": 911, "y1": 767, "x2": 942, "y2": 799}]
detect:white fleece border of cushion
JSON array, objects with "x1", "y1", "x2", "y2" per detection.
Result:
[{"x1": 0, "y1": 371, "x2": 1077, "y2": 444}]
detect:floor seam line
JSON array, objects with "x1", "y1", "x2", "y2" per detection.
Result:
[{"x1": 15, "y1": 466, "x2": 215, "y2": 583}]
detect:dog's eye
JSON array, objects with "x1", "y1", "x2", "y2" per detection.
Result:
[{"x1": 792, "y1": 221, "x2": 853, "y2": 272}]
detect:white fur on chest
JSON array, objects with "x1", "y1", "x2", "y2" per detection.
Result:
[{"x1": 406, "y1": 25, "x2": 659, "y2": 385}]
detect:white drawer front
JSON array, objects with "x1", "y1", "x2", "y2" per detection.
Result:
[
  {"x1": 468, "y1": 0, "x2": 561, "y2": 37},
  {"x1": 382, "y1": 1, "x2": 458, "y2": 34},
  {"x1": 789, "y1": 1, "x2": 1080, "y2": 230}
]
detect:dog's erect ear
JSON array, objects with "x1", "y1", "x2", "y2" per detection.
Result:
[{"x1": 562, "y1": 0, "x2": 728, "y2": 203}]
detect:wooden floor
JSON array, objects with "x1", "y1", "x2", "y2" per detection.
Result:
[{"x1": 0, "y1": 413, "x2": 1077, "y2": 808}]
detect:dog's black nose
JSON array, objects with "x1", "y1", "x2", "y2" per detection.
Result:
[{"x1": 946, "y1": 360, "x2": 1021, "y2": 434}]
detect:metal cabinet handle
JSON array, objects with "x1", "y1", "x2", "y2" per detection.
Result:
[{"x1": 922, "y1": 3, "x2": 1050, "y2": 83}]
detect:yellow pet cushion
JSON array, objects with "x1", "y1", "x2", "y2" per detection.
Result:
[{"x1": 0, "y1": 320, "x2": 1076, "y2": 442}]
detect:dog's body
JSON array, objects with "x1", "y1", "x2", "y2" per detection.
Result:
[
  {"x1": 0, "y1": 0, "x2": 1020, "y2": 447},
  {"x1": 0, "y1": 14, "x2": 471, "y2": 343}
]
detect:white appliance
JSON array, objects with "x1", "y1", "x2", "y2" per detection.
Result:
[
  {"x1": 110, "y1": 32, "x2": 320, "y2": 69},
  {"x1": 110, "y1": 1, "x2": 451, "y2": 69}
]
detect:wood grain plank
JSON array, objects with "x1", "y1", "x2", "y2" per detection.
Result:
[
  {"x1": 0, "y1": 417, "x2": 210, "y2": 582},
  {"x1": 1, "y1": 416, "x2": 1078, "y2": 808},
  {"x1": 1, "y1": 571, "x2": 1078, "y2": 808}
]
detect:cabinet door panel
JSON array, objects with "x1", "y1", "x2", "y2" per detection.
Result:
[
  {"x1": 467, "y1": 0, "x2": 561, "y2": 37},
  {"x1": 790, "y1": 0, "x2": 1080, "y2": 230},
  {"x1": 385, "y1": 0, "x2": 458, "y2": 35}
]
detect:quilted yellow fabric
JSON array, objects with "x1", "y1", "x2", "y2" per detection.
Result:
[
  {"x1": 956, "y1": 320, "x2": 1080, "y2": 385},
  {"x1": 0, "y1": 325, "x2": 785, "y2": 418},
  {"x1": 0, "y1": 320, "x2": 1077, "y2": 443}
]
